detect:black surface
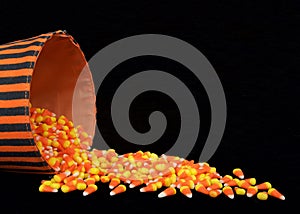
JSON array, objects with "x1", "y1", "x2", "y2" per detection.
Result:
[{"x1": 0, "y1": 1, "x2": 298, "y2": 213}]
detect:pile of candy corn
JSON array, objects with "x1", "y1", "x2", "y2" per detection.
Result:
[{"x1": 30, "y1": 105, "x2": 285, "y2": 200}]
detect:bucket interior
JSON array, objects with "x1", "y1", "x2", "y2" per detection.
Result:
[{"x1": 30, "y1": 34, "x2": 96, "y2": 140}]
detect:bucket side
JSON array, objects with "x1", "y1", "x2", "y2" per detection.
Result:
[{"x1": 0, "y1": 30, "x2": 72, "y2": 174}]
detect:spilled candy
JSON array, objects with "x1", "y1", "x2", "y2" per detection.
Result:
[{"x1": 30, "y1": 106, "x2": 285, "y2": 200}]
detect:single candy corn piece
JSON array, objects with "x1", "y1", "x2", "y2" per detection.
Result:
[
  {"x1": 109, "y1": 178, "x2": 121, "y2": 189},
  {"x1": 84, "y1": 177, "x2": 96, "y2": 186},
  {"x1": 39, "y1": 184, "x2": 58, "y2": 193},
  {"x1": 48, "y1": 157, "x2": 60, "y2": 171},
  {"x1": 245, "y1": 178, "x2": 256, "y2": 186},
  {"x1": 195, "y1": 183, "x2": 209, "y2": 195},
  {"x1": 233, "y1": 168, "x2": 244, "y2": 179},
  {"x1": 41, "y1": 180, "x2": 52, "y2": 186},
  {"x1": 129, "y1": 179, "x2": 144, "y2": 188},
  {"x1": 256, "y1": 182, "x2": 272, "y2": 190},
  {"x1": 220, "y1": 175, "x2": 232, "y2": 183},
  {"x1": 224, "y1": 178, "x2": 239, "y2": 187},
  {"x1": 198, "y1": 178, "x2": 211, "y2": 187},
  {"x1": 76, "y1": 179, "x2": 87, "y2": 191},
  {"x1": 257, "y1": 191, "x2": 268, "y2": 200},
  {"x1": 50, "y1": 182, "x2": 62, "y2": 190},
  {"x1": 140, "y1": 183, "x2": 157, "y2": 192},
  {"x1": 238, "y1": 180, "x2": 251, "y2": 189},
  {"x1": 61, "y1": 184, "x2": 77, "y2": 193},
  {"x1": 63, "y1": 175, "x2": 77, "y2": 184},
  {"x1": 110, "y1": 184, "x2": 126, "y2": 196},
  {"x1": 209, "y1": 189, "x2": 222, "y2": 198},
  {"x1": 180, "y1": 186, "x2": 193, "y2": 198},
  {"x1": 207, "y1": 182, "x2": 222, "y2": 191},
  {"x1": 268, "y1": 188, "x2": 285, "y2": 200},
  {"x1": 83, "y1": 184, "x2": 98, "y2": 196},
  {"x1": 246, "y1": 186, "x2": 258, "y2": 197},
  {"x1": 222, "y1": 186, "x2": 234, "y2": 199},
  {"x1": 53, "y1": 171, "x2": 70, "y2": 183},
  {"x1": 178, "y1": 179, "x2": 194, "y2": 189},
  {"x1": 158, "y1": 186, "x2": 177, "y2": 198},
  {"x1": 234, "y1": 187, "x2": 246, "y2": 195}
]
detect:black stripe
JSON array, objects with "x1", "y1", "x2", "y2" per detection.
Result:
[
  {"x1": 0, "y1": 41, "x2": 44, "y2": 51},
  {"x1": 3, "y1": 35, "x2": 50, "y2": 46},
  {"x1": 0, "y1": 76, "x2": 31, "y2": 85},
  {"x1": 0, "y1": 107, "x2": 29, "y2": 116},
  {"x1": 0, "y1": 161, "x2": 47, "y2": 167},
  {"x1": 0, "y1": 138, "x2": 35, "y2": 146},
  {"x1": 0, "y1": 123, "x2": 30, "y2": 132},
  {"x1": 0, "y1": 50, "x2": 39, "y2": 59},
  {"x1": 0, "y1": 62, "x2": 34, "y2": 71},
  {"x1": 0, "y1": 91, "x2": 29, "y2": 100},
  {"x1": 0, "y1": 151, "x2": 39, "y2": 157}
]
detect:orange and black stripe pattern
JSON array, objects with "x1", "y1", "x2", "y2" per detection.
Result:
[{"x1": 0, "y1": 30, "x2": 66, "y2": 173}]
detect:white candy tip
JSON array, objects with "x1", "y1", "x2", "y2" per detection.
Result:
[
  {"x1": 158, "y1": 192, "x2": 166, "y2": 198},
  {"x1": 228, "y1": 194, "x2": 234, "y2": 199}
]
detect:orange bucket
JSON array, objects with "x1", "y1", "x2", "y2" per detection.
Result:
[{"x1": 0, "y1": 30, "x2": 96, "y2": 174}]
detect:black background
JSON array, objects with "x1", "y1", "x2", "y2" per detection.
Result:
[{"x1": 0, "y1": 1, "x2": 298, "y2": 213}]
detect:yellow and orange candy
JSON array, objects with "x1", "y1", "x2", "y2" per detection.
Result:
[{"x1": 30, "y1": 106, "x2": 285, "y2": 201}]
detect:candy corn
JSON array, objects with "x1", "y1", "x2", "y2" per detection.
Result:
[
  {"x1": 268, "y1": 188, "x2": 285, "y2": 200},
  {"x1": 140, "y1": 183, "x2": 157, "y2": 192},
  {"x1": 30, "y1": 106, "x2": 285, "y2": 201},
  {"x1": 222, "y1": 186, "x2": 234, "y2": 199},
  {"x1": 233, "y1": 168, "x2": 244, "y2": 179},
  {"x1": 83, "y1": 184, "x2": 98, "y2": 196},
  {"x1": 246, "y1": 186, "x2": 258, "y2": 197},
  {"x1": 129, "y1": 179, "x2": 144, "y2": 188},
  {"x1": 110, "y1": 184, "x2": 126, "y2": 196},
  {"x1": 245, "y1": 178, "x2": 256, "y2": 186},
  {"x1": 220, "y1": 175, "x2": 232, "y2": 183},
  {"x1": 257, "y1": 191, "x2": 268, "y2": 200},
  {"x1": 180, "y1": 186, "x2": 193, "y2": 198},
  {"x1": 158, "y1": 186, "x2": 177, "y2": 198},
  {"x1": 238, "y1": 180, "x2": 250, "y2": 189},
  {"x1": 61, "y1": 184, "x2": 77, "y2": 193},
  {"x1": 209, "y1": 189, "x2": 222, "y2": 198},
  {"x1": 109, "y1": 178, "x2": 121, "y2": 189},
  {"x1": 234, "y1": 187, "x2": 246, "y2": 195},
  {"x1": 195, "y1": 183, "x2": 209, "y2": 195},
  {"x1": 256, "y1": 182, "x2": 272, "y2": 190},
  {"x1": 224, "y1": 178, "x2": 239, "y2": 187},
  {"x1": 39, "y1": 184, "x2": 58, "y2": 193}
]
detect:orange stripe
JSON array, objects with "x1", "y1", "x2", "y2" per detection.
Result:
[
  {"x1": 0, "y1": 46, "x2": 41, "y2": 55},
  {"x1": 0, "y1": 146, "x2": 37, "y2": 153},
  {"x1": 0, "y1": 68, "x2": 33, "y2": 78},
  {"x1": 0, "y1": 56, "x2": 37, "y2": 65},
  {"x1": 1, "y1": 33, "x2": 52, "y2": 46},
  {"x1": 0, "y1": 38, "x2": 47, "y2": 49},
  {"x1": 0, "y1": 131, "x2": 32, "y2": 139},
  {"x1": 0, "y1": 146, "x2": 38, "y2": 153},
  {"x1": 0, "y1": 165, "x2": 50, "y2": 171},
  {"x1": 0, "y1": 115, "x2": 29, "y2": 124},
  {"x1": 0, "y1": 157, "x2": 41, "y2": 162},
  {"x1": 0, "y1": 99, "x2": 29, "y2": 108},
  {"x1": 0, "y1": 83, "x2": 30, "y2": 92}
]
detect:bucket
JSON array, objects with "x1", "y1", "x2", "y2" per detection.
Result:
[{"x1": 0, "y1": 30, "x2": 96, "y2": 174}]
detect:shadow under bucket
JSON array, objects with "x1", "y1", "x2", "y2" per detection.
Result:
[{"x1": 0, "y1": 30, "x2": 96, "y2": 174}]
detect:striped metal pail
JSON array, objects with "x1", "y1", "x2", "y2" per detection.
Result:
[{"x1": 0, "y1": 30, "x2": 96, "y2": 174}]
